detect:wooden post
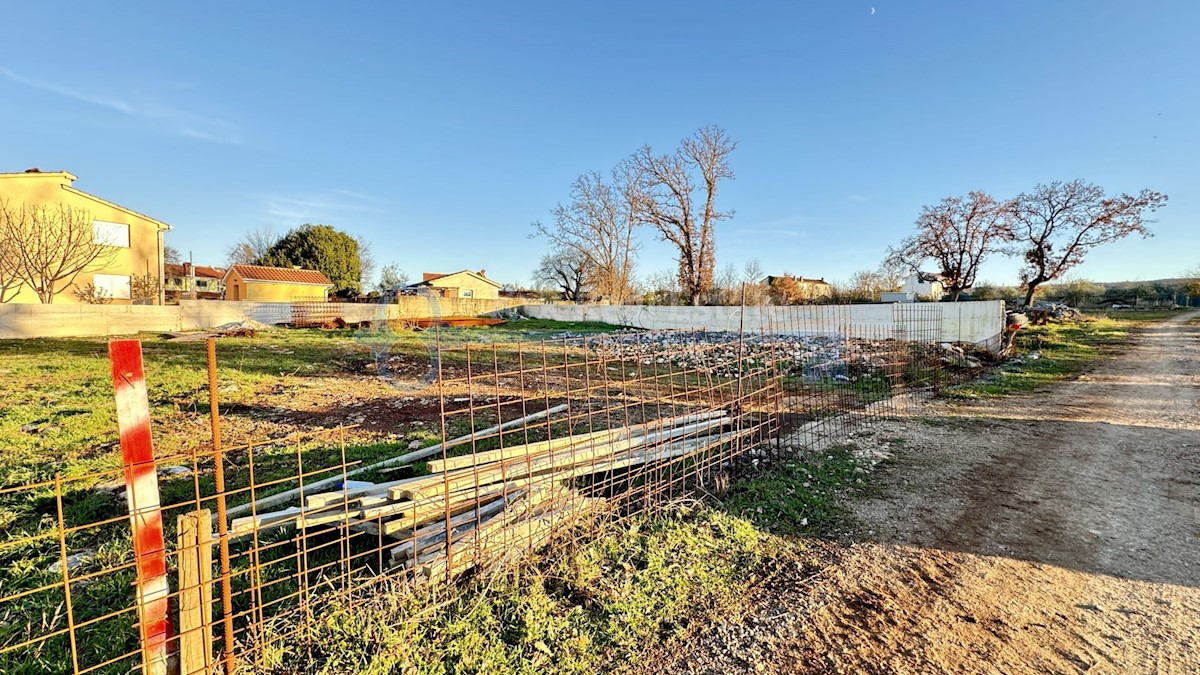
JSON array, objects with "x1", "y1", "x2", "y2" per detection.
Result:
[
  {"x1": 109, "y1": 339, "x2": 172, "y2": 675},
  {"x1": 177, "y1": 510, "x2": 214, "y2": 675}
]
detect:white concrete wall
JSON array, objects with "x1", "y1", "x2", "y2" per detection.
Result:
[
  {"x1": 0, "y1": 304, "x2": 185, "y2": 338},
  {"x1": 0, "y1": 297, "x2": 527, "y2": 339},
  {"x1": 517, "y1": 301, "x2": 1006, "y2": 350}
]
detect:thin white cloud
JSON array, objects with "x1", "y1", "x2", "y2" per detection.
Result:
[
  {"x1": 264, "y1": 191, "x2": 386, "y2": 227},
  {"x1": 0, "y1": 67, "x2": 241, "y2": 144},
  {"x1": 737, "y1": 229, "x2": 809, "y2": 238}
]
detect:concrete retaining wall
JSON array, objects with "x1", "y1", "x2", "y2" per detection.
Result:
[
  {"x1": 517, "y1": 301, "x2": 1006, "y2": 350},
  {"x1": 0, "y1": 297, "x2": 526, "y2": 339}
]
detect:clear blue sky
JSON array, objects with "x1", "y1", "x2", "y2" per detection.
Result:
[{"x1": 3, "y1": 1, "x2": 1196, "y2": 288}]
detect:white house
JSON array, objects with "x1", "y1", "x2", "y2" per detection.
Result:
[{"x1": 902, "y1": 272, "x2": 946, "y2": 299}]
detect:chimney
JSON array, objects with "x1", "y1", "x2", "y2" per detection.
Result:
[
  {"x1": 478, "y1": 269, "x2": 486, "y2": 278},
  {"x1": 24, "y1": 167, "x2": 41, "y2": 173}
]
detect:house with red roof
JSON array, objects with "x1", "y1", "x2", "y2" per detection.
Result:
[
  {"x1": 165, "y1": 262, "x2": 226, "y2": 301},
  {"x1": 222, "y1": 264, "x2": 333, "y2": 302},
  {"x1": 404, "y1": 269, "x2": 501, "y2": 300}
]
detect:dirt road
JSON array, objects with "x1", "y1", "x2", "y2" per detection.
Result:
[{"x1": 654, "y1": 312, "x2": 1200, "y2": 674}]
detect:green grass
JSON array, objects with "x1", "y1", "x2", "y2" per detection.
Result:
[
  {"x1": 947, "y1": 312, "x2": 1168, "y2": 399},
  {"x1": 722, "y1": 446, "x2": 868, "y2": 536},
  {"x1": 250, "y1": 507, "x2": 808, "y2": 675}
]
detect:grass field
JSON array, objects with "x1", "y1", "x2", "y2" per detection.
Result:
[
  {"x1": 0, "y1": 320, "x2": 627, "y2": 486},
  {"x1": 947, "y1": 309, "x2": 1179, "y2": 399}
]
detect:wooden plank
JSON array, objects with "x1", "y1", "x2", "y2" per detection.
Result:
[
  {"x1": 395, "y1": 418, "x2": 728, "y2": 501},
  {"x1": 427, "y1": 411, "x2": 729, "y2": 473},
  {"x1": 177, "y1": 510, "x2": 214, "y2": 675},
  {"x1": 225, "y1": 403, "x2": 569, "y2": 519},
  {"x1": 109, "y1": 339, "x2": 171, "y2": 675}
]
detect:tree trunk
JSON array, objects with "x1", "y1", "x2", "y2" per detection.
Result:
[
  {"x1": 949, "y1": 288, "x2": 962, "y2": 302},
  {"x1": 1023, "y1": 283, "x2": 1040, "y2": 308}
]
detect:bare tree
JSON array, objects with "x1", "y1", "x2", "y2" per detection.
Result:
[
  {"x1": 355, "y1": 235, "x2": 376, "y2": 291},
  {"x1": 377, "y1": 263, "x2": 409, "y2": 293},
  {"x1": 164, "y1": 245, "x2": 182, "y2": 265},
  {"x1": 0, "y1": 235, "x2": 23, "y2": 302},
  {"x1": 630, "y1": 126, "x2": 736, "y2": 305},
  {"x1": 844, "y1": 268, "x2": 901, "y2": 302},
  {"x1": 0, "y1": 201, "x2": 119, "y2": 303},
  {"x1": 225, "y1": 226, "x2": 278, "y2": 266},
  {"x1": 643, "y1": 269, "x2": 683, "y2": 305},
  {"x1": 706, "y1": 263, "x2": 741, "y2": 305},
  {"x1": 886, "y1": 191, "x2": 1013, "y2": 301},
  {"x1": 534, "y1": 166, "x2": 640, "y2": 303},
  {"x1": 1012, "y1": 181, "x2": 1167, "y2": 307},
  {"x1": 740, "y1": 259, "x2": 769, "y2": 305},
  {"x1": 534, "y1": 249, "x2": 591, "y2": 301}
]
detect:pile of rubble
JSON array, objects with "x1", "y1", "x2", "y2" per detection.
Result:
[
  {"x1": 1029, "y1": 301, "x2": 1084, "y2": 322},
  {"x1": 583, "y1": 331, "x2": 895, "y2": 383}
]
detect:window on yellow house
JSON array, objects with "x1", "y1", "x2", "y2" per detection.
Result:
[
  {"x1": 92, "y1": 220, "x2": 130, "y2": 247},
  {"x1": 93, "y1": 273, "x2": 132, "y2": 299}
]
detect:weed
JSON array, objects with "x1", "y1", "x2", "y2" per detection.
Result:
[
  {"x1": 722, "y1": 446, "x2": 867, "y2": 536},
  {"x1": 256, "y1": 507, "x2": 802, "y2": 675}
]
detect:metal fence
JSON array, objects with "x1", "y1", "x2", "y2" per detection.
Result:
[{"x1": 0, "y1": 304, "x2": 949, "y2": 674}]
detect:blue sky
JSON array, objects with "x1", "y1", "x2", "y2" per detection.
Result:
[{"x1": 2, "y1": 1, "x2": 1196, "y2": 288}]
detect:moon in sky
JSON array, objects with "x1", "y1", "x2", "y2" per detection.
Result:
[{"x1": 870, "y1": 7, "x2": 876, "y2": 14}]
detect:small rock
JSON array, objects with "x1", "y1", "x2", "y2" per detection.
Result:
[
  {"x1": 48, "y1": 550, "x2": 96, "y2": 575},
  {"x1": 20, "y1": 423, "x2": 39, "y2": 433},
  {"x1": 408, "y1": 440, "x2": 423, "y2": 450},
  {"x1": 158, "y1": 465, "x2": 193, "y2": 478},
  {"x1": 94, "y1": 478, "x2": 125, "y2": 494}
]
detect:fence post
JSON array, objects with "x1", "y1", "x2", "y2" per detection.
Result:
[
  {"x1": 177, "y1": 510, "x2": 214, "y2": 675},
  {"x1": 109, "y1": 339, "x2": 172, "y2": 675},
  {"x1": 207, "y1": 337, "x2": 238, "y2": 675}
]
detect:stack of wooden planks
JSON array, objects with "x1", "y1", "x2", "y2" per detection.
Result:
[{"x1": 229, "y1": 409, "x2": 744, "y2": 581}]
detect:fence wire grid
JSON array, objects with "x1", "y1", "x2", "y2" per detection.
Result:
[{"x1": 0, "y1": 304, "x2": 956, "y2": 674}]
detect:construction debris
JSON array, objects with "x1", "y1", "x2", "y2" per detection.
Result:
[
  {"x1": 228, "y1": 410, "x2": 744, "y2": 581},
  {"x1": 163, "y1": 319, "x2": 276, "y2": 341}
]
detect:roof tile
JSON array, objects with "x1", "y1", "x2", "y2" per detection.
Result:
[{"x1": 229, "y1": 264, "x2": 333, "y2": 286}]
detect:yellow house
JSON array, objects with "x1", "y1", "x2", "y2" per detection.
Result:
[
  {"x1": 763, "y1": 275, "x2": 834, "y2": 303},
  {"x1": 407, "y1": 269, "x2": 501, "y2": 300},
  {"x1": 223, "y1": 264, "x2": 333, "y2": 301},
  {"x1": 0, "y1": 168, "x2": 171, "y2": 304}
]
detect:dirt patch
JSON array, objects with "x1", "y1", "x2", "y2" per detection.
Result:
[{"x1": 645, "y1": 310, "x2": 1200, "y2": 674}]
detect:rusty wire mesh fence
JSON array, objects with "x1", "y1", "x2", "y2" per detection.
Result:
[{"x1": 0, "y1": 304, "x2": 948, "y2": 674}]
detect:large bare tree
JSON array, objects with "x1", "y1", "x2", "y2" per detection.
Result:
[
  {"x1": 1012, "y1": 180, "x2": 1167, "y2": 307},
  {"x1": 534, "y1": 165, "x2": 639, "y2": 303},
  {"x1": 630, "y1": 125, "x2": 736, "y2": 305},
  {"x1": 886, "y1": 191, "x2": 1013, "y2": 301},
  {"x1": 0, "y1": 201, "x2": 119, "y2": 303},
  {"x1": 534, "y1": 249, "x2": 591, "y2": 302}
]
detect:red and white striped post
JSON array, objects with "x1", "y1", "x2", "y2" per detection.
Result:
[{"x1": 109, "y1": 339, "x2": 173, "y2": 675}]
